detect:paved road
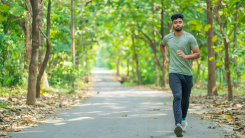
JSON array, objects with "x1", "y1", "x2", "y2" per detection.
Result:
[{"x1": 10, "y1": 68, "x2": 226, "y2": 138}]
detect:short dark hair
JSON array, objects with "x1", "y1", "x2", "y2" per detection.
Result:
[{"x1": 171, "y1": 13, "x2": 184, "y2": 22}]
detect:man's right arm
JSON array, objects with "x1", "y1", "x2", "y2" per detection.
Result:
[{"x1": 160, "y1": 41, "x2": 168, "y2": 69}]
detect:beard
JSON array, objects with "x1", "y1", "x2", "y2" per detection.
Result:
[{"x1": 174, "y1": 26, "x2": 183, "y2": 32}]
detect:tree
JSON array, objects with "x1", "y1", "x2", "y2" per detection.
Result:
[
  {"x1": 213, "y1": 0, "x2": 233, "y2": 101},
  {"x1": 206, "y1": 0, "x2": 217, "y2": 96},
  {"x1": 27, "y1": 0, "x2": 39, "y2": 105},
  {"x1": 36, "y1": 0, "x2": 52, "y2": 98},
  {"x1": 71, "y1": 0, "x2": 75, "y2": 90},
  {"x1": 161, "y1": 1, "x2": 166, "y2": 87},
  {"x1": 132, "y1": 35, "x2": 141, "y2": 85}
]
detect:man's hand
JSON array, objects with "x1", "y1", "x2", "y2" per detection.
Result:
[
  {"x1": 177, "y1": 50, "x2": 187, "y2": 59},
  {"x1": 164, "y1": 58, "x2": 169, "y2": 69}
]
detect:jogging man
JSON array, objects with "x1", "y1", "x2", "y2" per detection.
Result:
[{"x1": 160, "y1": 13, "x2": 200, "y2": 137}]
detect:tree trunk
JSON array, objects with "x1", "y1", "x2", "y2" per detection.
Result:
[
  {"x1": 153, "y1": 2, "x2": 158, "y2": 86},
  {"x1": 224, "y1": 40, "x2": 233, "y2": 101},
  {"x1": 214, "y1": 1, "x2": 233, "y2": 101},
  {"x1": 207, "y1": 0, "x2": 217, "y2": 96},
  {"x1": 196, "y1": 59, "x2": 201, "y2": 83},
  {"x1": 76, "y1": 41, "x2": 80, "y2": 70},
  {"x1": 27, "y1": 0, "x2": 39, "y2": 105},
  {"x1": 24, "y1": 11, "x2": 32, "y2": 70},
  {"x1": 132, "y1": 36, "x2": 141, "y2": 85},
  {"x1": 117, "y1": 48, "x2": 120, "y2": 76},
  {"x1": 71, "y1": 0, "x2": 75, "y2": 91},
  {"x1": 161, "y1": 2, "x2": 166, "y2": 87},
  {"x1": 37, "y1": 0, "x2": 49, "y2": 91},
  {"x1": 154, "y1": 57, "x2": 159, "y2": 86},
  {"x1": 127, "y1": 58, "x2": 130, "y2": 76},
  {"x1": 36, "y1": 0, "x2": 51, "y2": 98},
  {"x1": 232, "y1": 8, "x2": 240, "y2": 86}
]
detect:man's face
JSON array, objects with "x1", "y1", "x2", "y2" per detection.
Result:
[{"x1": 172, "y1": 18, "x2": 184, "y2": 32}]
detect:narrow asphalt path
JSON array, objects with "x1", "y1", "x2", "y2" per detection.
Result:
[{"x1": 10, "y1": 68, "x2": 226, "y2": 138}]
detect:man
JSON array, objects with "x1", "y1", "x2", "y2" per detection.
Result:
[{"x1": 160, "y1": 13, "x2": 200, "y2": 137}]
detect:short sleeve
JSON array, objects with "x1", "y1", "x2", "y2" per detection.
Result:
[
  {"x1": 189, "y1": 35, "x2": 198, "y2": 49},
  {"x1": 162, "y1": 36, "x2": 168, "y2": 45}
]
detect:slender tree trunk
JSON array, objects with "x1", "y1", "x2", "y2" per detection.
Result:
[
  {"x1": 233, "y1": 8, "x2": 240, "y2": 86},
  {"x1": 127, "y1": 58, "x2": 130, "y2": 76},
  {"x1": 71, "y1": 0, "x2": 75, "y2": 90},
  {"x1": 27, "y1": 0, "x2": 39, "y2": 105},
  {"x1": 196, "y1": 59, "x2": 201, "y2": 83},
  {"x1": 37, "y1": 0, "x2": 49, "y2": 91},
  {"x1": 117, "y1": 48, "x2": 120, "y2": 76},
  {"x1": 76, "y1": 41, "x2": 80, "y2": 70},
  {"x1": 214, "y1": 1, "x2": 233, "y2": 101},
  {"x1": 207, "y1": 0, "x2": 217, "y2": 96},
  {"x1": 24, "y1": 11, "x2": 32, "y2": 70},
  {"x1": 161, "y1": 2, "x2": 166, "y2": 87},
  {"x1": 36, "y1": 0, "x2": 51, "y2": 98},
  {"x1": 132, "y1": 36, "x2": 141, "y2": 85},
  {"x1": 1, "y1": 46, "x2": 5, "y2": 86},
  {"x1": 152, "y1": 2, "x2": 158, "y2": 86}
]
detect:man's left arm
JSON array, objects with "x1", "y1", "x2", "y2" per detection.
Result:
[{"x1": 177, "y1": 48, "x2": 200, "y2": 59}]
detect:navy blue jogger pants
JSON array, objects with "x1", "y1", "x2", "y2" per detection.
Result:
[{"x1": 169, "y1": 73, "x2": 193, "y2": 125}]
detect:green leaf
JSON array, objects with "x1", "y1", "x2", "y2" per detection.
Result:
[
  {"x1": 189, "y1": 25, "x2": 196, "y2": 30},
  {"x1": 196, "y1": 24, "x2": 203, "y2": 31},
  {"x1": 211, "y1": 46, "x2": 216, "y2": 49},
  {"x1": 122, "y1": 115, "x2": 127, "y2": 117},
  {"x1": 0, "y1": 4, "x2": 9, "y2": 12},
  {"x1": 9, "y1": 3, "x2": 25, "y2": 16},
  {"x1": 198, "y1": 33, "x2": 206, "y2": 37},
  {"x1": 241, "y1": 15, "x2": 245, "y2": 23},
  {"x1": 237, "y1": 34, "x2": 243, "y2": 39},
  {"x1": 209, "y1": 57, "x2": 214, "y2": 61},
  {"x1": 214, "y1": 48, "x2": 222, "y2": 52},
  {"x1": 0, "y1": 14, "x2": 6, "y2": 22},
  {"x1": 204, "y1": 24, "x2": 211, "y2": 32},
  {"x1": 236, "y1": 1, "x2": 243, "y2": 8},
  {"x1": 219, "y1": 10, "x2": 223, "y2": 16},
  {"x1": 216, "y1": 61, "x2": 223, "y2": 66},
  {"x1": 212, "y1": 35, "x2": 217, "y2": 42},
  {"x1": 197, "y1": 8, "x2": 202, "y2": 12},
  {"x1": 188, "y1": 20, "x2": 198, "y2": 24},
  {"x1": 227, "y1": 26, "x2": 237, "y2": 39}
]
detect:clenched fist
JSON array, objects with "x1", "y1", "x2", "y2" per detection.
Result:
[{"x1": 177, "y1": 50, "x2": 187, "y2": 59}]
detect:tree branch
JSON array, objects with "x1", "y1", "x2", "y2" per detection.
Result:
[
  {"x1": 85, "y1": 0, "x2": 92, "y2": 6},
  {"x1": 134, "y1": 35, "x2": 151, "y2": 46},
  {"x1": 12, "y1": 15, "x2": 25, "y2": 31},
  {"x1": 141, "y1": 31, "x2": 153, "y2": 45}
]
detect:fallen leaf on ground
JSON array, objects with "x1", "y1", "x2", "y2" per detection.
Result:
[
  {"x1": 0, "y1": 131, "x2": 8, "y2": 136},
  {"x1": 208, "y1": 126, "x2": 215, "y2": 129},
  {"x1": 149, "y1": 117, "x2": 158, "y2": 119},
  {"x1": 148, "y1": 109, "x2": 160, "y2": 111}
]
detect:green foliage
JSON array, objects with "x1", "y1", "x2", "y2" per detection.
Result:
[{"x1": 0, "y1": 0, "x2": 244, "y2": 96}]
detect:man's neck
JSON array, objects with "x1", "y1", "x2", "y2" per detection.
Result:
[{"x1": 174, "y1": 30, "x2": 184, "y2": 36}]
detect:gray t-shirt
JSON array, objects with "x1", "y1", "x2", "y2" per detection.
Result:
[{"x1": 162, "y1": 31, "x2": 198, "y2": 76}]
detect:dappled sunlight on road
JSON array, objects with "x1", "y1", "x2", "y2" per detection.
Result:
[{"x1": 9, "y1": 68, "x2": 225, "y2": 138}]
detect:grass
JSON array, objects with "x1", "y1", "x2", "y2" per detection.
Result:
[
  {"x1": 122, "y1": 81, "x2": 157, "y2": 86},
  {"x1": 122, "y1": 82, "x2": 137, "y2": 85},
  {"x1": 191, "y1": 88, "x2": 245, "y2": 96}
]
